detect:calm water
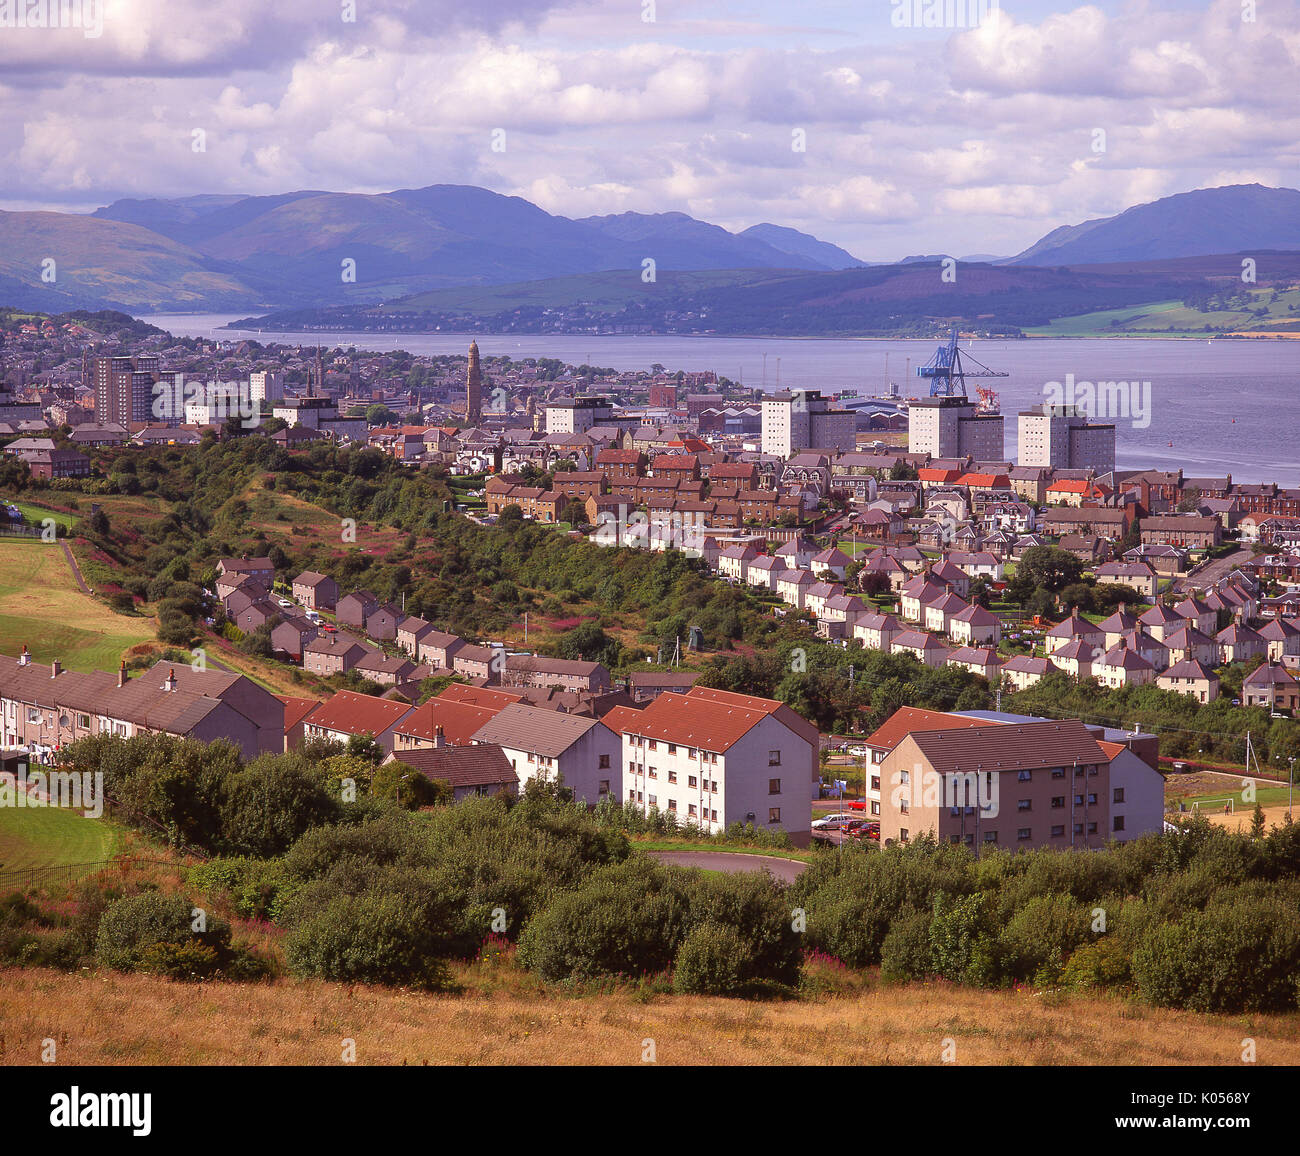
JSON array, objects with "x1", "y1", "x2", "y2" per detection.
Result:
[{"x1": 141, "y1": 314, "x2": 1300, "y2": 483}]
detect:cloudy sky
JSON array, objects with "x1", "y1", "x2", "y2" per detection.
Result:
[{"x1": 1, "y1": 0, "x2": 1296, "y2": 259}]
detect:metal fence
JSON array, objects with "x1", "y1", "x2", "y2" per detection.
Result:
[
  {"x1": 0, "y1": 859, "x2": 114, "y2": 893},
  {"x1": 0, "y1": 856, "x2": 181, "y2": 894}
]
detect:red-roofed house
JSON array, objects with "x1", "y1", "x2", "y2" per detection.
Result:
[{"x1": 607, "y1": 685, "x2": 817, "y2": 840}]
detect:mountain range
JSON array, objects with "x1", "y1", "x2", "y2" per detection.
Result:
[{"x1": 0, "y1": 182, "x2": 1294, "y2": 318}]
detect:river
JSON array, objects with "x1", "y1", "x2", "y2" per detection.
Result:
[{"x1": 139, "y1": 314, "x2": 1299, "y2": 483}]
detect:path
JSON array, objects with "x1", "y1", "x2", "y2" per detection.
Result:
[
  {"x1": 61, "y1": 542, "x2": 90, "y2": 595},
  {"x1": 1173, "y1": 545, "x2": 1250, "y2": 594},
  {"x1": 647, "y1": 850, "x2": 807, "y2": 883}
]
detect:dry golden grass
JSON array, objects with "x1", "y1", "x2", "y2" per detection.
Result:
[{"x1": 1, "y1": 966, "x2": 1294, "y2": 1066}]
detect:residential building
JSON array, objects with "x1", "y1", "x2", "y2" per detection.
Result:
[{"x1": 471, "y1": 703, "x2": 619, "y2": 804}]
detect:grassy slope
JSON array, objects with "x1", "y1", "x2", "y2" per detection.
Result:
[
  {"x1": 0, "y1": 807, "x2": 120, "y2": 872},
  {"x1": 1027, "y1": 288, "x2": 1300, "y2": 336},
  {"x1": 0, "y1": 541, "x2": 154, "y2": 671},
  {"x1": 0, "y1": 965, "x2": 1295, "y2": 1065}
]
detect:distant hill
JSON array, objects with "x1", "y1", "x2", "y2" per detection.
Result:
[
  {"x1": 234, "y1": 252, "x2": 1300, "y2": 337},
  {"x1": 3, "y1": 181, "x2": 1297, "y2": 319},
  {"x1": 1010, "y1": 184, "x2": 1300, "y2": 266},
  {"x1": 737, "y1": 223, "x2": 866, "y2": 269}
]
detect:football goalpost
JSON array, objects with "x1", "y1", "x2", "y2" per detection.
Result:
[{"x1": 1190, "y1": 797, "x2": 1236, "y2": 814}]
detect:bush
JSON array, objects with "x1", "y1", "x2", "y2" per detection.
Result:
[
  {"x1": 1061, "y1": 939, "x2": 1132, "y2": 990},
  {"x1": 283, "y1": 875, "x2": 455, "y2": 989},
  {"x1": 517, "y1": 860, "x2": 691, "y2": 982},
  {"x1": 96, "y1": 893, "x2": 231, "y2": 973},
  {"x1": 674, "y1": 922, "x2": 747, "y2": 995},
  {"x1": 880, "y1": 910, "x2": 934, "y2": 983},
  {"x1": 998, "y1": 894, "x2": 1095, "y2": 984},
  {"x1": 1131, "y1": 895, "x2": 1300, "y2": 1013}
]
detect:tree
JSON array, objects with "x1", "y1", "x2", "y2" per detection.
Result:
[{"x1": 1018, "y1": 546, "x2": 1084, "y2": 593}]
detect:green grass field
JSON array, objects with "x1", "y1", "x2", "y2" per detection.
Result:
[
  {"x1": 1027, "y1": 288, "x2": 1300, "y2": 336},
  {"x1": 10, "y1": 501, "x2": 78, "y2": 530},
  {"x1": 0, "y1": 540, "x2": 153, "y2": 671},
  {"x1": 0, "y1": 805, "x2": 121, "y2": 873}
]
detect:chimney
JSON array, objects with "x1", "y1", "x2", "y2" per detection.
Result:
[
  {"x1": 163, "y1": 667, "x2": 177, "y2": 693},
  {"x1": 1119, "y1": 602, "x2": 1126, "y2": 615},
  {"x1": 118, "y1": 661, "x2": 128, "y2": 687},
  {"x1": 51, "y1": 659, "x2": 61, "y2": 678},
  {"x1": 18, "y1": 644, "x2": 29, "y2": 666},
  {"x1": 433, "y1": 725, "x2": 445, "y2": 749}
]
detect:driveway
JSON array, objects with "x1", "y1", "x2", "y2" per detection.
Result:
[{"x1": 647, "y1": 850, "x2": 807, "y2": 883}]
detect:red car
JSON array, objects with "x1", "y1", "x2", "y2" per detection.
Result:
[{"x1": 851, "y1": 822, "x2": 881, "y2": 840}]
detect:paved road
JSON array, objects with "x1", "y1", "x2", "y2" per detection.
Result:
[
  {"x1": 1173, "y1": 545, "x2": 1251, "y2": 594},
  {"x1": 647, "y1": 850, "x2": 807, "y2": 882},
  {"x1": 61, "y1": 542, "x2": 91, "y2": 594}
]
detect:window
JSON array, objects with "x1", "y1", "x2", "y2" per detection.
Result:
[
  {"x1": 711, "y1": 781, "x2": 718, "y2": 793},
  {"x1": 983, "y1": 830, "x2": 998, "y2": 843},
  {"x1": 1051, "y1": 825, "x2": 1065, "y2": 837},
  {"x1": 1017, "y1": 770, "x2": 1032, "y2": 782},
  {"x1": 1051, "y1": 796, "x2": 1064, "y2": 809},
  {"x1": 688, "y1": 748, "x2": 696, "y2": 760},
  {"x1": 599, "y1": 780, "x2": 610, "y2": 796},
  {"x1": 1073, "y1": 823, "x2": 1083, "y2": 835},
  {"x1": 1113, "y1": 815, "x2": 1125, "y2": 832},
  {"x1": 1017, "y1": 828, "x2": 1032, "y2": 841},
  {"x1": 1088, "y1": 765, "x2": 1099, "y2": 776},
  {"x1": 899, "y1": 829, "x2": 909, "y2": 842},
  {"x1": 949, "y1": 834, "x2": 962, "y2": 845},
  {"x1": 668, "y1": 744, "x2": 677, "y2": 754},
  {"x1": 900, "y1": 769, "x2": 910, "y2": 785},
  {"x1": 628, "y1": 761, "x2": 636, "y2": 774},
  {"x1": 769, "y1": 778, "x2": 781, "y2": 795},
  {"x1": 768, "y1": 750, "x2": 781, "y2": 766},
  {"x1": 1017, "y1": 800, "x2": 1031, "y2": 811},
  {"x1": 648, "y1": 795, "x2": 657, "y2": 807},
  {"x1": 76, "y1": 713, "x2": 89, "y2": 729},
  {"x1": 1087, "y1": 822, "x2": 1098, "y2": 835},
  {"x1": 648, "y1": 767, "x2": 657, "y2": 779},
  {"x1": 599, "y1": 753, "x2": 609, "y2": 769},
  {"x1": 710, "y1": 753, "x2": 717, "y2": 764},
  {"x1": 648, "y1": 740, "x2": 657, "y2": 750},
  {"x1": 769, "y1": 807, "x2": 781, "y2": 824},
  {"x1": 637, "y1": 791, "x2": 644, "y2": 803},
  {"x1": 871, "y1": 802, "x2": 880, "y2": 816},
  {"x1": 710, "y1": 809, "x2": 718, "y2": 822},
  {"x1": 1074, "y1": 794, "x2": 1084, "y2": 806},
  {"x1": 871, "y1": 776, "x2": 880, "y2": 792},
  {"x1": 1113, "y1": 787, "x2": 1125, "y2": 803},
  {"x1": 668, "y1": 770, "x2": 677, "y2": 784},
  {"x1": 688, "y1": 775, "x2": 697, "y2": 788},
  {"x1": 688, "y1": 804, "x2": 697, "y2": 817},
  {"x1": 1074, "y1": 767, "x2": 1084, "y2": 777},
  {"x1": 26, "y1": 709, "x2": 38, "y2": 724},
  {"x1": 1051, "y1": 768, "x2": 1065, "y2": 779},
  {"x1": 899, "y1": 799, "x2": 909, "y2": 814},
  {"x1": 1088, "y1": 793, "x2": 1098, "y2": 806},
  {"x1": 668, "y1": 799, "x2": 676, "y2": 811}
]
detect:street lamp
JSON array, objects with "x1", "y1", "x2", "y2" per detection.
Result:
[{"x1": 1289, "y1": 757, "x2": 1295, "y2": 823}]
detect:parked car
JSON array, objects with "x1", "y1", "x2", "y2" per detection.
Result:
[
  {"x1": 278, "y1": 599, "x2": 293, "y2": 609},
  {"x1": 811, "y1": 812, "x2": 856, "y2": 830},
  {"x1": 851, "y1": 822, "x2": 881, "y2": 840}
]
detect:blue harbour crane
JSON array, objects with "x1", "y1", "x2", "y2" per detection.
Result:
[{"x1": 916, "y1": 326, "x2": 1008, "y2": 398}]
